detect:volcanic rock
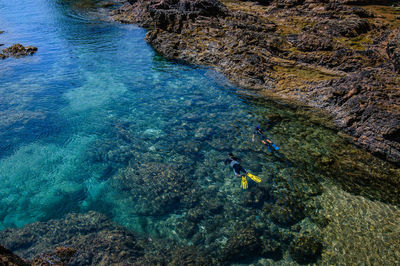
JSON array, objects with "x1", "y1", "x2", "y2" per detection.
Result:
[
  {"x1": 289, "y1": 234, "x2": 323, "y2": 264},
  {"x1": 222, "y1": 227, "x2": 262, "y2": 262},
  {"x1": 115, "y1": 162, "x2": 195, "y2": 215},
  {"x1": 0, "y1": 245, "x2": 29, "y2": 266},
  {"x1": 0, "y1": 211, "x2": 144, "y2": 264},
  {"x1": 1, "y1": 44, "x2": 37, "y2": 59},
  {"x1": 387, "y1": 29, "x2": 400, "y2": 73}
]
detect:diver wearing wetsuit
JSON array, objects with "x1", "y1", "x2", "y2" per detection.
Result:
[
  {"x1": 225, "y1": 153, "x2": 247, "y2": 177},
  {"x1": 252, "y1": 126, "x2": 279, "y2": 152}
]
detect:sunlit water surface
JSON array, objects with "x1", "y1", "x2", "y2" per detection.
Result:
[{"x1": 1, "y1": 0, "x2": 400, "y2": 264}]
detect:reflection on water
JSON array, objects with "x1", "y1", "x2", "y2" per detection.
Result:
[{"x1": 0, "y1": 0, "x2": 399, "y2": 264}]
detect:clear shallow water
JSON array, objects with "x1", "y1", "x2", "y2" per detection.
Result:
[
  {"x1": 1, "y1": 0, "x2": 400, "y2": 264},
  {"x1": 0, "y1": 0, "x2": 276, "y2": 230}
]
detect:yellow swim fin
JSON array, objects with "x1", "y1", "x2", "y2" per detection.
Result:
[
  {"x1": 247, "y1": 173, "x2": 261, "y2": 183},
  {"x1": 241, "y1": 175, "x2": 248, "y2": 189}
]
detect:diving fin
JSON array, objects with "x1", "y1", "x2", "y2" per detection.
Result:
[
  {"x1": 247, "y1": 173, "x2": 261, "y2": 183},
  {"x1": 271, "y1": 143, "x2": 280, "y2": 151},
  {"x1": 241, "y1": 175, "x2": 248, "y2": 189}
]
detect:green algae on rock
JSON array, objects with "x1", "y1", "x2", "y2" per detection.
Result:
[
  {"x1": 113, "y1": 162, "x2": 197, "y2": 216},
  {"x1": 0, "y1": 211, "x2": 216, "y2": 265},
  {"x1": 31, "y1": 247, "x2": 77, "y2": 265},
  {"x1": 319, "y1": 185, "x2": 400, "y2": 265},
  {"x1": 289, "y1": 234, "x2": 323, "y2": 264},
  {"x1": 0, "y1": 212, "x2": 145, "y2": 264}
]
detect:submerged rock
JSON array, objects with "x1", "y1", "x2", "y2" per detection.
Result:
[
  {"x1": 270, "y1": 190, "x2": 306, "y2": 226},
  {"x1": 260, "y1": 238, "x2": 282, "y2": 260},
  {"x1": 0, "y1": 211, "x2": 215, "y2": 265},
  {"x1": 0, "y1": 245, "x2": 29, "y2": 266},
  {"x1": 32, "y1": 247, "x2": 77, "y2": 265},
  {"x1": 0, "y1": 211, "x2": 144, "y2": 264},
  {"x1": 110, "y1": 0, "x2": 400, "y2": 165},
  {"x1": 289, "y1": 234, "x2": 323, "y2": 264},
  {"x1": 222, "y1": 228, "x2": 262, "y2": 262},
  {"x1": 115, "y1": 162, "x2": 195, "y2": 215},
  {"x1": 134, "y1": 243, "x2": 212, "y2": 265},
  {"x1": 270, "y1": 203, "x2": 305, "y2": 227},
  {"x1": 243, "y1": 186, "x2": 270, "y2": 208}
]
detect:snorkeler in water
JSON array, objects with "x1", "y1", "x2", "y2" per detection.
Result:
[
  {"x1": 225, "y1": 153, "x2": 246, "y2": 177},
  {"x1": 252, "y1": 125, "x2": 279, "y2": 152},
  {"x1": 225, "y1": 153, "x2": 261, "y2": 189}
]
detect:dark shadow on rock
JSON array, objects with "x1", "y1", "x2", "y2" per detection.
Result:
[
  {"x1": 289, "y1": 234, "x2": 323, "y2": 264},
  {"x1": 0, "y1": 244, "x2": 29, "y2": 266}
]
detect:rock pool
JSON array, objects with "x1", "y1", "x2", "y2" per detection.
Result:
[{"x1": 0, "y1": 0, "x2": 399, "y2": 264}]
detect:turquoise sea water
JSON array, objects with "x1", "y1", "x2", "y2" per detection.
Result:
[
  {"x1": 0, "y1": 0, "x2": 274, "y2": 230},
  {"x1": 1, "y1": 0, "x2": 400, "y2": 264}
]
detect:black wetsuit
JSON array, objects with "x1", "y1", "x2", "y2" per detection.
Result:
[
  {"x1": 254, "y1": 127, "x2": 274, "y2": 151},
  {"x1": 225, "y1": 157, "x2": 247, "y2": 176},
  {"x1": 254, "y1": 127, "x2": 267, "y2": 141}
]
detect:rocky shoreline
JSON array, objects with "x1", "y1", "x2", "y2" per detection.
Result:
[{"x1": 111, "y1": 0, "x2": 400, "y2": 165}]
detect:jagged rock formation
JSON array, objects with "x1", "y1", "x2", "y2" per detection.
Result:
[
  {"x1": 0, "y1": 245, "x2": 29, "y2": 266},
  {"x1": 0, "y1": 44, "x2": 38, "y2": 59},
  {"x1": 0, "y1": 212, "x2": 144, "y2": 265},
  {"x1": 0, "y1": 211, "x2": 215, "y2": 265},
  {"x1": 111, "y1": 0, "x2": 400, "y2": 165}
]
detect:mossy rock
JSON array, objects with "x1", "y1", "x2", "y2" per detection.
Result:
[
  {"x1": 222, "y1": 228, "x2": 262, "y2": 262},
  {"x1": 243, "y1": 186, "x2": 270, "y2": 208},
  {"x1": 289, "y1": 235, "x2": 323, "y2": 264},
  {"x1": 270, "y1": 190, "x2": 306, "y2": 226},
  {"x1": 261, "y1": 238, "x2": 282, "y2": 260},
  {"x1": 115, "y1": 162, "x2": 195, "y2": 216}
]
